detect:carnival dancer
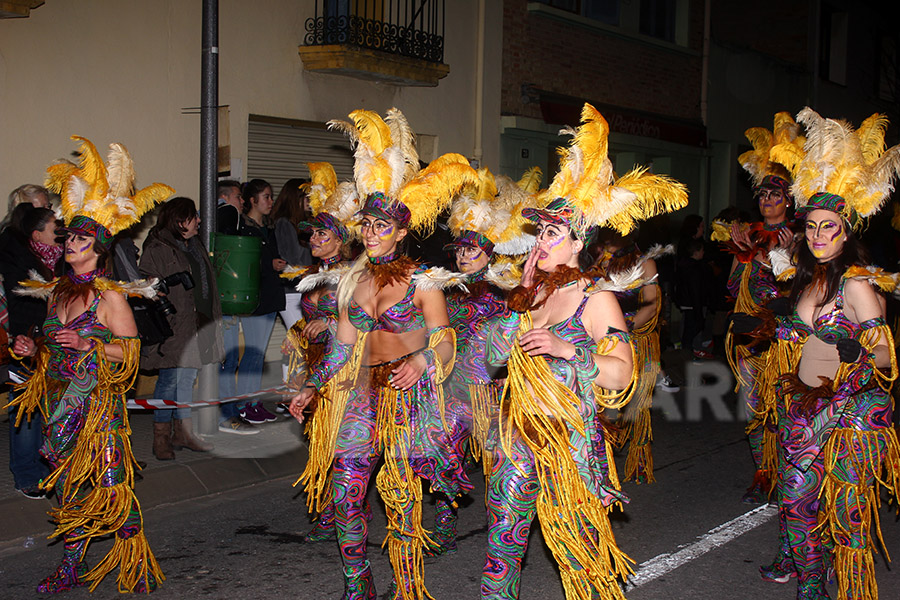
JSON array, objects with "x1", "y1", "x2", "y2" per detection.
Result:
[
  {"x1": 290, "y1": 108, "x2": 477, "y2": 600},
  {"x1": 592, "y1": 230, "x2": 673, "y2": 484},
  {"x1": 281, "y1": 162, "x2": 357, "y2": 542},
  {"x1": 8, "y1": 137, "x2": 171, "y2": 593},
  {"x1": 430, "y1": 167, "x2": 539, "y2": 556},
  {"x1": 735, "y1": 108, "x2": 900, "y2": 600},
  {"x1": 480, "y1": 103, "x2": 688, "y2": 600},
  {"x1": 719, "y1": 111, "x2": 801, "y2": 503}
]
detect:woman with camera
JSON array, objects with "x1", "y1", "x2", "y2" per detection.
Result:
[{"x1": 140, "y1": 196, "x2": 223, "y2": 460}]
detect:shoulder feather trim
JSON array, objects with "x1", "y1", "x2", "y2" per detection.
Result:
[
  {"x1": 586, "y1": 263, "x2": 656, "y2": 294},
  {"x1": 295, "y1": 264, "x2": 351, "y2": 292},
  {"x1": 413, "y1": 267, "x2": 470, "y2": 293},
  {"x1": 483, "y1": 262, "x2": 520, "y2": 291},
  {"x1": 768, "y1": 248, "x2": 795, "y2": 281},
  {"x1": 844, "y1": 265, "x2": 899, "y2": 293},
  {"x1": 13, "y1": 271, "x2": 57, "y2": 299}
]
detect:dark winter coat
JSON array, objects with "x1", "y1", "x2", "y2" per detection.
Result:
[{"x1": 139, "y1": 228, "x2": 224, "y2": 370}]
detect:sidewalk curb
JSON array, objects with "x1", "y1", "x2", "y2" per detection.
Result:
[{"x1": 0, "y1": 448, "x2": 305, "y2": 544}]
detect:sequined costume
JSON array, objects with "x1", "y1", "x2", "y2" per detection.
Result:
[
  {"x1": 725, "y1": 220, "x2": 792, "y2": 492},
  {"x1": 761, "y1": 273, "x2": 899, "y2": 599},
  {"x1": 8, "y1": 270, "x2": 163, "y2": 593},
  {"x1": 481, "y1": 297, "x2": 635, "y2": 600},
  {"x1": 284, "y1": 257, "x2": 345, "y2": 542},
  {"x1": 430, "y1": 267, "x2": 507, "y2": 554},
  {"x1": 595, "y1": 244, "x2": 664, "y2": 484},
  {"x1": 304, "y1": 262, "x2": 470, "y2": 600}
]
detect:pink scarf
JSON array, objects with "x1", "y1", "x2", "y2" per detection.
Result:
[{"x1": 29, "y1": 239, "x2": 63, "y2": 272}]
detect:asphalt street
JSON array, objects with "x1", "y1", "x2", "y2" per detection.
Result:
[{"x1": 1, "y1": 360, "x2": 899, "y2": 599}]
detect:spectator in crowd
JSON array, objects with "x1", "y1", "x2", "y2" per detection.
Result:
[
  {"x1": 216, "y1": 180, "x2": 242, "y2": 236},
  {"x1": 219, "y1": 179, "x2": 285, "y2": 430},
  {"x1": 140, "y1": 197, "x2": 223, "y2": 459},
  {"x1": 0, "y1": 184, "x2": 51, "y2": 231},
  {"x1": 271, "y1": 178, "x2": 312, "y2": 331},
  {"x1": 0, "y1": 203, "x2": 60, "y2": 498}
]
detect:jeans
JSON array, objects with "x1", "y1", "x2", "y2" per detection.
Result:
[
  {"x1": 153, "y1": 367, "x2": 198, "y2": 423},
  {"x1": 8, "y1": 386, "x2": 49, "y2": 490},
  {"x1": 219, "y1": 312, "x2": 277, "y2": 421}
]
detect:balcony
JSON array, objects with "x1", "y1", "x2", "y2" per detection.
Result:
[
  {"x1": 298, "y1": 0, "x2": 449, "y2": 87},
  {"x1": 0, "y1": 1, "x2": 44, "y2": 18}
]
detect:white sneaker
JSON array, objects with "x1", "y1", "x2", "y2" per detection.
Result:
[
  {"x1": 218, "y1": 417, "x2": 260, "y2": 435},
  {"x1": 656, "y1": 375, "x2": 680, "y2": 393}
]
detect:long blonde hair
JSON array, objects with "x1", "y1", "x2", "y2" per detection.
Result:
[{"x1": 337, "y1": 254, "x2": 369, "y2": 313}]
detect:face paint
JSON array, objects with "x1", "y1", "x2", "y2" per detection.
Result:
[
  {"x1": 64, "y1": 234, "x2": 97, "y2": 264},
  {"x1": 377, "y1": 224, "x2": 394, "y2": 240},
  {"x1": 805, "y1": 213, "x2": 844, "y2": 261},
  {"x1": 535, "y1": 222, "x2": 574, "y2": 269}
]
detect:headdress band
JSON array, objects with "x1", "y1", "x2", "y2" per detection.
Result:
[
  {"x1": 299, "y1": 212, "x2": 349, "y2": 243},
  {"x1": 443, "y1": 229, "x2": 495, "y2": 255},
  {"x1": 63, "y1": 215, "x2": 113, "y2": 249},
  {"x1": 359, "y1": 192, "x2": 411, "y2": 228}
]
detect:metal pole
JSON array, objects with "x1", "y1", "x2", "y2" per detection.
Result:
[{"x1": 197, "y1": 0, "x2": 219, "y2": 436}]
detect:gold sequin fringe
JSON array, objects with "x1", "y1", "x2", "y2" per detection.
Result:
[{"x1": 501, "y1": 312, "x2": 634, "y2": 599}]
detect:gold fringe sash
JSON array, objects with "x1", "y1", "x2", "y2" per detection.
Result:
[
  {"x1": 425, "y1": 327, "x2": 456, "y2": 434},
  {"x1": 293, "y1": 332, "x2": 369, "y2": 515},
  {"x1": 469, "y1": 382, "x2": 502, "y2": 466},
  {"x1": 85, "y1": 528, "x2": 164, "y2": 593},
  {"x1": 819, "y1": 426, "x2": 900, "y2": 600},
  {"x1": 619, "y1": 293, "x2": 661, "y2": 483},
  {"x1": 374, "y1": 383, "x2": 432, "y2": 600},
  {"x1": 501, "y1": 311, "x2": 634, "y2": 600}
]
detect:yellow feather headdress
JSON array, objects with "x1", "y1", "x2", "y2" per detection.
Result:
[
  {"x1": 530, "y1": 104, "x2": 689, "y2": 239},
  {"x1": 446, "y1": 167, "x2": 540, "y2": 256},
  {"x1": 299, "y1": 161, "x2": 359, "y2": 241},
  {"x1": 738, "y1": 111, "x2": 802, "y2": 189},
  {"x1": 44, "y1": 136, "x2": 174, "y2": 246},
  {"x1": 330, "y1": 108, "x2": 477, "y2": 235},
  {"x1": 770, "y1": 107, "x2": 900, "y2": 229}
]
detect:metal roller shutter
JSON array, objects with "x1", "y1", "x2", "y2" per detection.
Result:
[
  {"x1": 247, "y1": 115, "x2": 355, "y2": 194},
  {"x1": 246, "y1": 115, "x2": 356, "y2": 365}
]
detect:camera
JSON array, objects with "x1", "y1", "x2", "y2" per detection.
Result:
[{"x1": 155, "y1": 271, "x2": 195, "y2": 316}]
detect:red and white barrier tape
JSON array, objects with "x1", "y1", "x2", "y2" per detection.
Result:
[{"x1": 126, "y1": 385, "x2": 292, "y2": 410}]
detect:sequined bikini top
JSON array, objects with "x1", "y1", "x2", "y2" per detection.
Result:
[
  {"x1": 792, "y1": 278, "x2": 859, "y2": 343},
  {"x1": 348, "y1": 271, "x2": 426, "y2": 333}
]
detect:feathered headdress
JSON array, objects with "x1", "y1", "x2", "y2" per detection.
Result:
[
  {"x1": 524, "y1": 104, "x2": 689, "y2": 239},
  {"x1": 770, "y1": 107, "x2": 900, "y2": 230},
  {"x1": 299, "y1": 162, "x2": 359, "y2": 242},
  {"x1": 45, "y1": 136, "x2": 174, "y2": 247},
  {"x1": 445, "y1": 167, "x2": 540, "y2": 256},
  {"x1": 738, "y1": 111, "x2": 802, "y2": 195},
  {"x1": 329, "y1": 108, "x2": 477, "y2": 235}
]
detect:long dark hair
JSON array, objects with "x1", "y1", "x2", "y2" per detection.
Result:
[
  {"x1": 241, "y1": 179, "x2": 271, "y2": 214},
  {"x1": 790, "y1": 221, "x2": 869, "y2": 307},
  {"x1": 271, "y1": 178, "x2": 309, "y2": 225},
  {"x1": 154, "y1": 196, "x2": 198, "y2": 239}
]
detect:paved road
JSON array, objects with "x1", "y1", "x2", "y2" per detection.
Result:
[{"x1": 1, "y1": 360, "x2": 898, "y2": 599}]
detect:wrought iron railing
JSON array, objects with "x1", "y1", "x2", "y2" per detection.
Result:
[{"x1": 304, "y1": 0, "x2": 445, "y2": 63}]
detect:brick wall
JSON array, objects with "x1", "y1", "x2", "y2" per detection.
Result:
[{"x1": 502, "y1": 0, "x2": 705, "y2": 122}]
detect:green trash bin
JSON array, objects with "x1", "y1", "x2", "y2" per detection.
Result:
[{"x1": 211, "y1": 233, "x2": 261, "y2": 315}]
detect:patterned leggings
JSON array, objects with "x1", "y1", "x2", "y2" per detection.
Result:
[
  {"x1": 332, "y1": 374, "x2": 463, "y2": 600},
  {"x1": 481, "y1": 433, "x2": 540, "y2": 599},
  {"x1": 776, "y1": 424, "x2": 887, "y2": 599}
]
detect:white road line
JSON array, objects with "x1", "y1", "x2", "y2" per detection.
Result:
[{"x1": 625, "y1": 503, "x2": 778, "y2": 590}]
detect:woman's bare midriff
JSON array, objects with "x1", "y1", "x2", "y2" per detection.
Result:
[
  {"x1": 363, "y1": 328, "x2": 427, "y2": 365},
  {"x1": 798, "y1": 334, "x2": 841, "y2": 387}
]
